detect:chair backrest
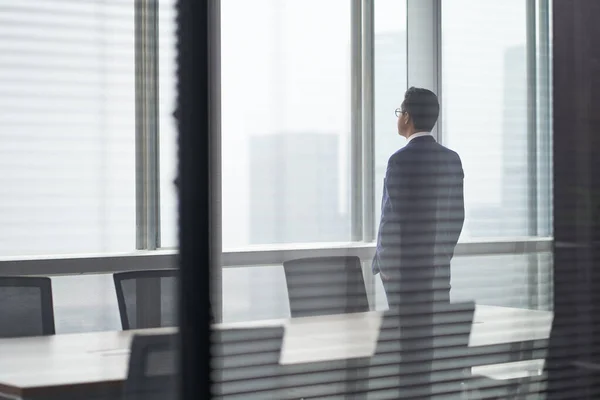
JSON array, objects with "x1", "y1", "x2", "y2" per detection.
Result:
[
  {"x1": 0, "y1": 277, "x2": 55, "y2": 337},
  {"x1": 123, "y1": 332, "x2": 178, "y2": 400},
  {"x1": 113, "y1": 269, "x2": 178, "y2": 330},
  {"x1": 211, "y1": 326, "x2": 285, "y2": 399},
  {"x1": 283, "y1": 256, "x2": 369, "y2": 318},
  {"x1": 368, "y1": 301, "x2": 476, "y2": 398}
]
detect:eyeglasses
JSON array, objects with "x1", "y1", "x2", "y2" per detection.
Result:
[{"x1": 395, "y1": 108, "x2": 406, "y2": 117}]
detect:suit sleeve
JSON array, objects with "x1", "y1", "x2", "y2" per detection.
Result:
[
  {"x1": 375, "y1": 159, "x2": 412, "y2": 272},
  {"x1": 384, "y1": 159, "x2": 412, "y2": 218},
  {"x1": 458, "y1": 166, "x2": 465, "y2": 233},
  {"x1": 445, "y1": 157, "x2": 465, "y2": 259}
]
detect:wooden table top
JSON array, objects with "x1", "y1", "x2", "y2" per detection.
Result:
[
  {"x1": 0, "y1": 305, "x2": 552, "y2": 398},
  {"x1": 0, "y1": 327, "x2": 176, "y2": 398}
]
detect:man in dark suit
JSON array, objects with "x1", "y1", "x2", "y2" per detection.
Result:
[
  {"x1": 372, "y1": 87, "x2": 465, "y2": 396},
  {"x1": 373, "y1": 86, "x2": 464, "y2": 307}
]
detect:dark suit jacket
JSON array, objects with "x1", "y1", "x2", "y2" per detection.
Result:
[{"x1": 373, "y1": 135, "x2": 465, "y2": 303}]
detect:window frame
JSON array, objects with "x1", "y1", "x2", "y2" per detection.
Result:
[{"x1": 0, "y1": 238, "x2": 552, "y2": 276}]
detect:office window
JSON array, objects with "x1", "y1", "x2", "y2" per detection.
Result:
[
  {"x1": 442, "y1": 0, "x2": 534, "y2": 238},
  {"x1": 222, "y1": 265, "x2": 289, "y2": 323},
  {"x1": 159, "y1": 0, "x2": 178, "y2": 248},
  {"x1": 374, "y1": 0, "x2": 407, "y2": 229},
  {"x1": 371, "y1": 252, "x2": 553, "y2": 311},
  {"x1": 450, "y1": 252, "x2": 553, "y2": 311},
  {"x1": 0, "y1": 1, "x2": 135, "y2": 256},
  {"x1": 221, "y1": 0, "x2": 352, "y2": 248}
]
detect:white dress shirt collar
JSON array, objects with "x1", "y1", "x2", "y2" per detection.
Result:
[{"x1": 406, "y1": 131, "x2": 433, "y2": 144}]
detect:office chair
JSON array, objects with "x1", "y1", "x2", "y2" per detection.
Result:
[
  {"x1": 366, "y1": 301, "x2": 476, "y2": 399},
  {"x1": 283, "y1": 256, "x2": 369, "y2": 318},
  {"x1": 211, "y1": 326, "x2": 285, "y2": 399},
  {"x1": 114, "y1": 269, "x2": 178, "y2": 330},
  {"x1": 123, "y1": 332, "x2": 179, "y2": 400},
  {"x1": 0, "y1": 276, "x2": 55, "y2": 337}
]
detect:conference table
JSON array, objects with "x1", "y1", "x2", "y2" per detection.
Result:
[{"x1": 0, "y1": 305, "x2": 552, "y2": 400}]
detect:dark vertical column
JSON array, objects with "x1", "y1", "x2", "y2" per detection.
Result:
[
  {"x1": 549, "y1": 1, "x2": 600, "y2": 398},
  {"x1": 177, "y1": 0, "x2": 212, "y2": 399}
]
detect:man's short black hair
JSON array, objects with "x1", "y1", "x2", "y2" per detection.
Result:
[{"x1": 401, "y1": 87, "x2": 439, "y2": 132}]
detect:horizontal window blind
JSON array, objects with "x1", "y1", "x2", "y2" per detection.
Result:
[{"x1": 0, "y1": 0, "x2": 135, "y2": 256}]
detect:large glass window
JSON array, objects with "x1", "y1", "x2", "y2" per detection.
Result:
[
  {"x1": 442, "y1": 0, "x2": 531, "y2": 238},
  {"x1": 0, "y1": 1, "x2": 135, "y2": 256},
  {"x1": 221, "y1": 0, "x2": 352, "y2": 249},
  {"x1": 222, "y1": 252, "x2": 552, "y2": 322},
  {"x1": 374, "y1": 0, "x2": 407, "y2": 229}
]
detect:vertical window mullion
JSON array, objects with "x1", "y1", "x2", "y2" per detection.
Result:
[
  {"x1": 526, "y1": 0, "x2": 539, "y2": 237},
  {"x1": 534, "y1": 0, "x2": 553, "y2": 309},
  {"x1": 135, "y1": 0, "x2": 161, "y2": 250},
  {"x1": 537, "y1": 0, "x2": 553, "y2": 237},
  {"x1": 351, "y1": 0, "x2": 364, "y2": 242},
  {"x1": 406, "y1": 0, "x2": 442, "y2": 140},
  {"x1": 362, "y1": 0, "x2": 375, "y2": 243},
  {"x1": 209, "y1": 0, "x2": 223, "y2": 323}
]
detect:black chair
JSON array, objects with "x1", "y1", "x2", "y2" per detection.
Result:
[
  {"x1": 283, "y1": 256, "x2": 369, "y2": 318},
  {"x1": 211, "y1": 326, "x2": 285, "y2": 399},
  {"x1": 113, "y1": 269, "x2": 178, "y2": 330},
  {"x1": 0, "y1": 277, "x2": 55, "y2": 337},
  {"x1": 366, "y1": 301, "x2": 476, "y2": 399},
  {"x1": 123, "y1": 332, "x2": 179, "y2": 400}
]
